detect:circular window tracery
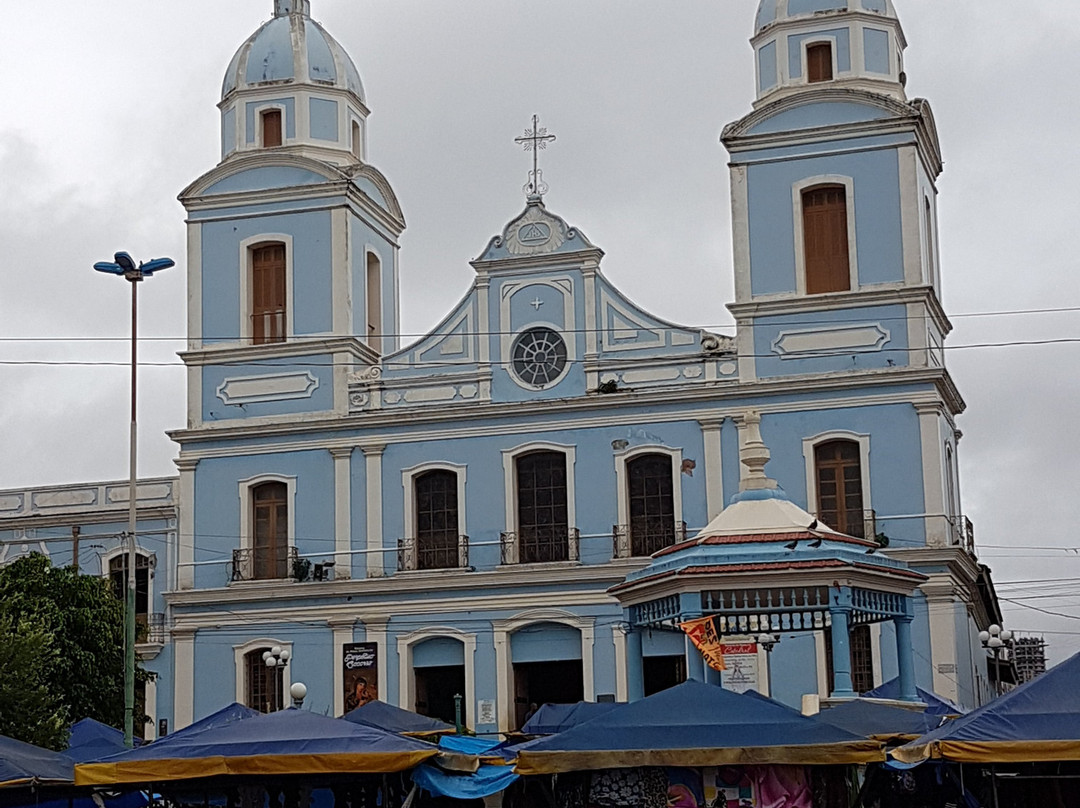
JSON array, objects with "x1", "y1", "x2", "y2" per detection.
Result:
[{"x1": 511, "y1": 327, "x2": 568, "y2": 388}]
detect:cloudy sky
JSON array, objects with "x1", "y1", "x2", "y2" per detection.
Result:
[{"x1": 2, "y1": 1, "x2": 1079, "y2": 661}]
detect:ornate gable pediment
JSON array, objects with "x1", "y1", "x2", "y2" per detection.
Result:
[{"x1": 475, "y1": 198, "x2": 599, "y2": 264}]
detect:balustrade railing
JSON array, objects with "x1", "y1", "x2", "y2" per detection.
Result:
[
  {"x1": 612, "y1": 521, "x2": 688, "y2": 558},
  {"x1": 500, "y1": 528, "x2": 580, "y2": 564},
  {"x1": 397, "y1": 535, "x2": 470, "y2": 571},
  {"x1": 230, "y1": 546, "x2": 298, "y2": 582}
]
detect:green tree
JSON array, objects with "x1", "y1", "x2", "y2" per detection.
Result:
[
  {"x1": 0, "y1": 616, "x2": 68, "y2": 749},
  {"x1": 0, "y1": 553, "x2": 150, "y2": 740}
]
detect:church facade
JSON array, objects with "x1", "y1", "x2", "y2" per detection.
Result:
[{"x1": 1, "y1": 0, "x2": 1004, "y2": 738}]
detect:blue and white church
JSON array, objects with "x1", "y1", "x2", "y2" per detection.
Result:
[{"x1": 0, "y1": 0, "x2": 1007, "y2": 737}]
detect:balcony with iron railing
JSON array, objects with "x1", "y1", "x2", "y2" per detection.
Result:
[
  {"x1": 612, "y1": 521, "x2": 688, "y2": 558},
  {"x1": 500, "y1": 528, "x2": 580, "y2": 565},
  {"x1": 230, "y1": 546, "x2": 300, "y2": 582},
  {"x1": 946, "y1": 514, "x2": 976, "y2": 555},
  {"x1": 397, "y1": 535, "x2": 470, "y2": 572}
]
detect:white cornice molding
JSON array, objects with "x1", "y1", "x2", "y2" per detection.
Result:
[{"x1": 180, "y1": 336, "x2": 375, "y2": 366}]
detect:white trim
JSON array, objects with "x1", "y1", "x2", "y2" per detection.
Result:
[
  {"x1": 232, "y1": 637, "x2": 293, "y2": 707},
  {"x1": 500, "y1": 441, "x2": 578, "y2": 563},
  {"x1": 331, "y1": 449, "x2": 353, "y2": 577},
  {"x1": 801, "y1": 430, "x2": 873, "y2": 530},
  {"x1": 173, "y1": 629, "x2": 195, "y2": 728},
  {"x1": 238, "y1": 234, "x2": 294, "y2": 345},
  {"x1": 612, "y1": 625, "x2": 628, "y2": 702},
  {"x1": 492, "y1": 609, "x2": 596, "y2": 733},
  {"x1": 330, "y1": 618, "x2": 356, "y2": 716},
  {"x1": 401, "y1": 462, "x2": 468, "y2": 563},
  {"x1": 791, "y1": 175, "x2": 859, "y2": 297},
  {"x1": 815, "y1": 629, "x2": 829, "y2": 698},
  {"x1": 237, "y1": 474, "x2": 297, "y2": 577},
  {"x1": 396, "y1": 627, "x2": 477, "y2": 727},
  {"x1": 916, "y1": 405, "x2": 947, "y2": 546},
  {"x1": 363, "y1": 446, "x2": 385, "y2": 576},
  {"x1": 700, "y1": 420, "x2": 726, "y2": 521},
  {"x1": 612, "y1": 444, "x2": 684, "y2": 558},
  {"x1": 331, "y1": 208, "x2": 349, "y2": 335},
  {"x1": 144, "y1": 677, "x2": 158, "y2": 740},
  {"x1": 870, "y1": 622, "x2": 884, "y2": 688},
  {"x1": 362, "y1": 617, "x2": 389, "y2": 704},
  {"x1": 176, "y1": 460, "x2": 197, "y2": 590}
]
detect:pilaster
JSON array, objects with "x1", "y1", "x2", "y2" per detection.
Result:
[
  {"x1": 698, "y1": 418, "x2": 726, "y2": 520},
  {"x1": 329, "y1": 617, "x2": 357, "y2": 716},
  {"x1": 172, "y1": 626, "x2": 197, "y2": 728},
  {"x1": 361, "y1": 444, "x2": 385, "y2": 577},
  {"x1": 330, "y1": 447, "x2": 353, "y2": 577},
  {"x1": 175, "y1": 458, "x2": 198, "y2": 590}
]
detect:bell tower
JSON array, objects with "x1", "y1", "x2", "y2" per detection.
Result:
[{"x1": 723, "y1": 0, "x2": 948, "y2": 387}]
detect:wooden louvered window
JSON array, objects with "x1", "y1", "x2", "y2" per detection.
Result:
[
  {"x1": 517, "y1": 452, "x2": 569, "y2": 563},
  {"x1": 245, "y1": 648, "x2": 282, "y2": 713},
  {"x1": 251, "y1": 244, "x2": 286, "y2": 344},
  {"x1": 627, "y1": 454, "x2": 677, "y2": 556},
  {"x1": 803, "y1": 185, "x2": 851, "y2": 294},
  {"x1": 262, "y1": 109, "x2": 283, "y2": 147},
  {"x1": 415, "y1": 470, "x2": 459, "y2": 570},
  {"x1": 252, "y1": 482, "x2": 289, "y2": 580},
  {"x1": 807, "y1": 43, "x2": 834, "y2": 83},
  {"x1": 814, "y1": 440, "x2": 864, "y2": 538}
]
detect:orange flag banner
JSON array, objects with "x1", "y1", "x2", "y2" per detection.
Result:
[{"x1": 679, "y1": 615, "x2": 727, "y2": 671}]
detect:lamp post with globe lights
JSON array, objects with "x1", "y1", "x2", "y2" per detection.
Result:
[
  {"x1": 978, "y1": 624, "x2": 1013, "y2": 698},
  {"x1": 756, "y1": 633, "x2": 780, "y2": 694},
  {"x1": 263, "y1": 646, "x2": 292, "y2": 711}
]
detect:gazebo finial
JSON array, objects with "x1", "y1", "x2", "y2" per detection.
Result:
[{"x1": 739, "y1": 410, "x2": 778, "y2": 491}]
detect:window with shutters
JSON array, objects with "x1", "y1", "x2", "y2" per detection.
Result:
[
  {"x1": 251, "y1": 243, "x2": 287, "y2": 344},
  {"x1": 516, "y1": 451, "x2": 569, "y2": 563},
  {"x1": 627, "y1": 454, "x2": 677, "y2": 556},
  {"x1": 802, "y1": 185, "x2": 851, "y2": 294},
  {"x1": 352, "y1": 121, "x2": 363, "y2": 160},
  {"x1": 415, "y1": 470, "x2": 459, "y2": 570},
  {"x1": 261, "y1": 109, "x2": 283, "y2": 148},
  {"x1": 109, "y1": 553, "x2": 151, "y2": 629},
  {"x1": 252, "y1": 482, "x2": 289, "y2": 579},
  {"x1": 807, "y1": 42, "x2": 834, "y2": 83},
  {"x1": 814, "y1": 440, "x2": 865, "y2": 537},
  {"x1": 245, "y1": 648, "x2": 282, "y2": 713}
]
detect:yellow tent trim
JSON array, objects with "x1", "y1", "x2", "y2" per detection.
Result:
[
  {"x1": 75, "y1": 749, "x2": 438, "y2": 786},
  {"x1": 893, "y1": 739, "x2": 1080, "y2": 765},
  {"x1": 515, "y1": 741, "x2": 884, "y2": 774}
]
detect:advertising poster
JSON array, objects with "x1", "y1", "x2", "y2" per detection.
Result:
[
  {"x1": 719, "y1": 643, "x2": 759, "y2": 694},
  {"x1": 342, "y1": 642, "x2": 378, "y2": 714}
]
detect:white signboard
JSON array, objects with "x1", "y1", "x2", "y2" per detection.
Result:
[
  {"x1": 720, "y1": 643, "x2": 759, "y2": 694},
  {"x1": 476, "y1": 699, "x2": 496, "y2": 725}
]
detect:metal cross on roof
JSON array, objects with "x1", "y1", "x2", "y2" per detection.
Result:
[{"x1": 515, "y1": 114, "x2": 556, "y2": 199}]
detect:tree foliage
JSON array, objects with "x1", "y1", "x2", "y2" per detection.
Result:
[
  {"x1": 0, "y1": 553, "x2": 149, "y2": 746},
  {"x1": 0, "y1": 616, "x2": 68, "y2": 749}
]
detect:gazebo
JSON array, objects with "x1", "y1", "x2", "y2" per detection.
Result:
[{"x1": 610, "y1": 412, "x2": 926, "y2": 702}]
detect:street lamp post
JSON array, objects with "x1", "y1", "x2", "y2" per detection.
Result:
[
  {"x1": 93, "y1": 252, "x2": 174, "y2": 748},
  {"x1": 756, "y1": 633, "x2": 780, "y2": 695},
  {"x1": 263, "y1": 646, "x2": 292, "y2": 711},
  {"x1": 978, "y1": 624, "x2": 1013, "y2": 698}
]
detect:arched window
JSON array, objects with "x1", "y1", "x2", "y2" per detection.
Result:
[
  {"x1": 924, "y1": 197, "x2": 937, "y2": 286},
  {"x1": 415, "y1": 470, "x2": 459, "y2": 570},
  {"x1": 807, "y1": 42, "x2": 833, "y2": 83},
  {"x1": 251, "y1": 243, "x2": 287, "y2": 344},
  {"x1": 802, "y1": 185, "x2": 850, "y2": 294},
  {"x1": 244, "y1": 648, "x2": 283, "y2": 713},
  {"x1": 252, "y1": 482, "x2": 289, "y2": 579},
  {"x1": 366, "y1": 252, "x2": 382, "y2": 353},
  {"x1": 814, "y1": 440, "x2": 865, "y2": 537},
  {"x1": 516, "y1": 451, "x2": 569, "y2": 563},
  {"x1": 109, "y1": 553, "x2": 150, "y2": 629},
  {"x1": 627, "y1": 454, "x2": 677, "y2": 556},
  {"x1": 261, "y1": 109, "x2": 283, "y2": 148}
]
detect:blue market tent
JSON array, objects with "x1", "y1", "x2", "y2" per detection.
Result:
[
  {"x1": 520, "y1": 702, "x2": 620, "y2": 735},
  {"x1": 165, "y1": 703, "x2": 259, "y2": 741},
  {"x1": 815, "y1": 700, "x2": 946, "y2": 741},
  {"x1": 894, "y1": 650, "x2": 1080, "y2": 764},
  {"x1": 412, "y1": 736, "x2": 518, "y2": 800},
  {"x1": 342, "y1": 701, "x2": 454, "y2": 736},
  {"x1": 515, "y1": 680, "x2": 884, "y2": 773},
  {"x1": 862, "y1": 678, "x2": 965, "y2": 716},
  {"x1": 76, "y1": 707, "x2": 439, "y2": 785},
  {"x1": 66, "y1": 719, "x2": 141, "y2": 763},
  {"x1": 0, "y1": 736, "x2": 73, "y2": 788}
]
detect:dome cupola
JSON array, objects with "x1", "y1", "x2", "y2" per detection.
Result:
[
  {"x1": 752, "y1": 0, "x2": 907, "y2": 107},
  {"x1": 218, "y1": 1, "x2": 370, "y2": 165}
]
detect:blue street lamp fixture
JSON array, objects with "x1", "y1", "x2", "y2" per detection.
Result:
[{"x1": 93, "y1": 251, "x2": 174, "y2": 748}]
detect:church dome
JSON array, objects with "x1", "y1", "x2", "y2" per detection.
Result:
[
  {"x1": 755, "y1": 0, "x2": 898, "y2": 34},
  {"x1": 222, "y1": 0, "x2": 365, "y2": 103}
]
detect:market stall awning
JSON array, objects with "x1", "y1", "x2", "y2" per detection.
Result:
[
  {"x1": 66, "y1": 719, "x2": 141, "y2": 763},
  {"x1": 515, "y1": 680, "x2": 884, "y2": 773},
  {"x1": 861, "y1": 679, "x2": 965, "y2": 716},
  {"x1": 893, "y1": 650, "x2": 1080, "y2": 764},
  {"x1": 0, "y1": 736, "x2": 73, "y2": 788},
  {"x1": 814, "y1": 700, "x2": 947, "y2": 741},
  {"x1": 76, "y1": 708, "x2": 439, "y2": 786},
  {"x1": 520, "y1": 702, "x2": 621, "y2": 736},
  {"x1": 343, "y1": 700, "x2": 454, "y2": 737},
  {"x1": 166, "y1": 703, "x2": 259, "y2": 741}
]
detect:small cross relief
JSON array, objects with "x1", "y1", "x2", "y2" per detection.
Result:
[{"x1": 530, "y1": 298, "x2": 544, "y2": 311}]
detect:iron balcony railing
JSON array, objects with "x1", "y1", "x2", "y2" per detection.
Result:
[
  {"x1": 612, "y1": 521, "x2": 688, "y2": 558},
  {"x1": 397, "y1": 535, "x2": 470, "y2": 572},
  {"x1": 500, "y1": 528, "x2": 580, "y2": 565},
  {"x1": 146, "y1": 612, "x2": 166, "y2": 644},
  {"x1": 945, "y1": 515, "x2": 976, "y2": 554},
  {"x1": 230, "y1": 546, "x2": 299, "y2": 582}
]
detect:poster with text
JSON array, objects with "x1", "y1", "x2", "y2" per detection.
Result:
[
  {"x1": 342, "y1": 642, "x2": 378, "y2": 715},
  {"x1": 719, "y1": 643, "x2": 759, "y2": 694}
]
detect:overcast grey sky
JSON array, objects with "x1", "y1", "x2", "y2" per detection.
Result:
[{"x1": 2, "y1": 1, "x2": 1079, "y2": 661}]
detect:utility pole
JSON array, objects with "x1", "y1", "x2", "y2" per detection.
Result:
[{"x1": 71, "y1": 525, "x2": 80, "y2": 572}]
